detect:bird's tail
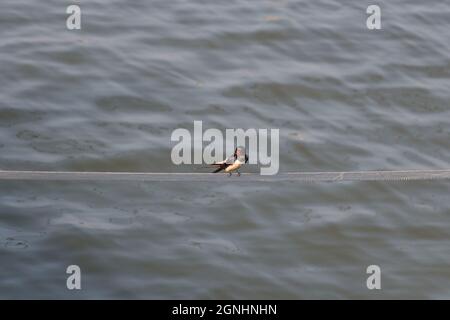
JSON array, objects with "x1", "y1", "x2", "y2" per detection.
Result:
[{"x1": 212, "y1": 165, "x2": 225, "y2": 173}]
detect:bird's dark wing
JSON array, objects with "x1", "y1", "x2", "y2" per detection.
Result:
[{"x1": 211, "y1": 163, "x2": 230, "y2": 173}]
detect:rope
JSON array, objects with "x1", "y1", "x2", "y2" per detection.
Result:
[{"x1": 1, "y1": 169, "x2": 450, "y2": 182}]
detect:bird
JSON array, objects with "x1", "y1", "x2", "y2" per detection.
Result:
[{"x1": 211, "y1": 146, "x2": 248, "y2": 176}]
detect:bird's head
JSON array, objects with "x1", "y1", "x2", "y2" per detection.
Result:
[
  {"x1": 234, "y1": 146, "x2": 247, "y2": 163},
  {"x1": 235, "y1": 146, "x2": 245, "y2": 156}
]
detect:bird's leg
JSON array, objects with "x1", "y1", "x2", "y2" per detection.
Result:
[
  {"x1": 237, "y1": 170, "x2": 241, "y2": 177},
  {"x1": 228, "y1": 172, "x2": 232, "y2": 177}
]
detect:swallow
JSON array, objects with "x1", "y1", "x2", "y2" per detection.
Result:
[{"x1": 211, "y1": 146, "x2": 248, "y2": 176}]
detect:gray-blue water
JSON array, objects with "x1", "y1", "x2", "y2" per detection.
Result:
[{"x1": 1, "y1": 0, "x2": 450, "y2": 299}]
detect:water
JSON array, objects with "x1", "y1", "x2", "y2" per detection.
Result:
[{"x1": 1, "y1": 0, "x2": 450, "y2": 299}]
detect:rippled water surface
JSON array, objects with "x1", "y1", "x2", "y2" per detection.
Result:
[{"x1": 1, "y1": 0, "x2": 450, "y2": 299}]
